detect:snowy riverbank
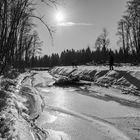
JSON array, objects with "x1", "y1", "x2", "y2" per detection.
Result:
[
  {"x1": 0, "y1": 71, "x2": 46, "y2": 140},
  {"x1": 50, "y1": 65, "x2": 140, "y2": 95}
]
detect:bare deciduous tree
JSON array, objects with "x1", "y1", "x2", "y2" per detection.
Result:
[
  {"x1": 117, "y1": 0, "x2": 140, "y2": 62},
  {"x1": 0, "y1": 0, "x2": 57, "y2": 74},
  {"x1": 95, "y1": 28, "x2": 110, "y2": 50}
]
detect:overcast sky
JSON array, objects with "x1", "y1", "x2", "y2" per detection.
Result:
[{"x1": 35, "y1": 0, "x2": 127, "y2": 55}]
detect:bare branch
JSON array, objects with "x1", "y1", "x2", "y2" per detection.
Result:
[{"x1": 30, "y1": 15, "x2": 54, "y2": 40}]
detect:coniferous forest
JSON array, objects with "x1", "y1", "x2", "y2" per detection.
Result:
[{"x1": 29, "y1": 45, "x2": 138, "y2": 68}]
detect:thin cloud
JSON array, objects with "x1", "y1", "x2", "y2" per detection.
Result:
[{"x1": 56, "y1": 22, "x2": 94, "y2": 27}]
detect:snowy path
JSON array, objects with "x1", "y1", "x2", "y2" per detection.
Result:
[{"x1": 33, "y1": 71, "x2": 140, "y2": 140}]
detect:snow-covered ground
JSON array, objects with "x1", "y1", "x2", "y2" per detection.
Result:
[{"x1": 1, "y1": 65, "x2": 140, "y2": 140}]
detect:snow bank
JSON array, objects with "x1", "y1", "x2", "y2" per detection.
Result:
[
  {"x1": 50, "y1": 66, "x2": 140, "y2": 96},
  {"x1": 0, "y1": 72, "x2": 46, "y2": 140},
  {"x1": 0, "y1": 72, "x2": 32, "y2": 139}
]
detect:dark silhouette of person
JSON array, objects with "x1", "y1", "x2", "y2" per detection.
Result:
[
  {"x1": 109, "y1": 54, "x2": 114, "y2": 70},
  {"x1": 72, "y1": 61, "x2": 78, "y2": 68},
  {"x1": 72, "y1": 62, "x2": 75, "y2": 68}
]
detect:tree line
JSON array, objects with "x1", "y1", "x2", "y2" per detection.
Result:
[{"x1": 29, "y1": 44, "x2": 138, "y2": 67}]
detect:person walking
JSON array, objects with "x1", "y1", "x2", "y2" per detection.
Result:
[{"x1": 109, "y1": 54, "x2": 114, "y2": 70}]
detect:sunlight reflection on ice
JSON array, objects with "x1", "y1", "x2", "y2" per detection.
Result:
[
  {"x1": 40, "y1": 88, "x2": 50, "y2": 93},
  {"x1": 54, "y1": 89, "x2": 67, "y2": 107}
]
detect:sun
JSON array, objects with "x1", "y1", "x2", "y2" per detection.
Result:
[{"x1": 55, "y1": 11, "x2": 65, "y2": 23}]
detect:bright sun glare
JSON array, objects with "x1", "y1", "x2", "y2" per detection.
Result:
[{"x1": 55, "y1": 11, "x2": 65, "y2": 23}]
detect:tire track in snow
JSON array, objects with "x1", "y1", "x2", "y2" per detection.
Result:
[{"x1": 45, "y1": 105, "x2": 131, "y2": 140}]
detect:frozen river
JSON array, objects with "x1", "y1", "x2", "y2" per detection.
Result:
[{"x1": 34, "y1": 71, "x2": 140, "y2": 140}]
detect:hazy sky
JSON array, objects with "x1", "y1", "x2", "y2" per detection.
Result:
[{"x1": 35, "y1": 0, "x2": 127, "y2": 55}]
